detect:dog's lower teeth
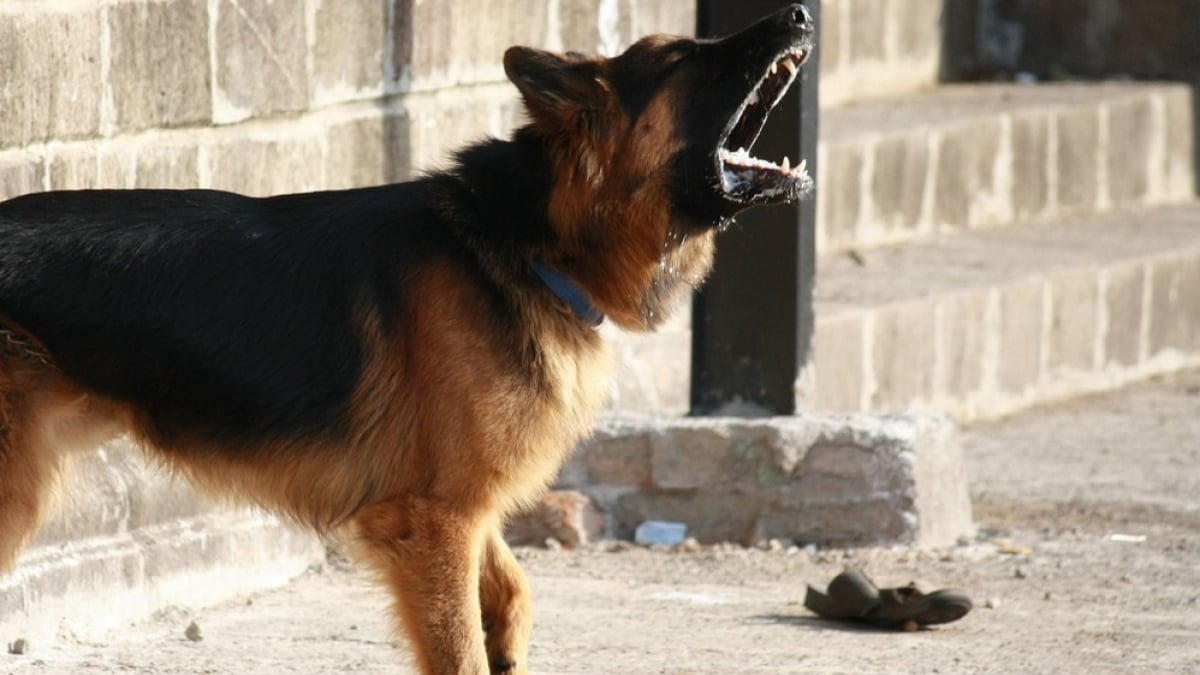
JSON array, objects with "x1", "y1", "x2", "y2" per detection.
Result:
[{"x1": 782, "y1": 59, "x2": 797, "y2": 77}]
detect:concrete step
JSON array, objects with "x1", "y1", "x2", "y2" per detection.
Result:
[
  {"x1": 0, "y1": 441, "x2": 322, "y2": 647},
  {"x1": 808, "y1": 201, "x2": 1200, "y2": 421},
  {"x1": 818, "y1": 0, "x2": 942, "y2": 107},
  {"x1": 817, "y1": 83, "x2": 1196, "y2": 254}
]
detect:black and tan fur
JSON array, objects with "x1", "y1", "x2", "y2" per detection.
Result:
[{"x1": 0, "y1": 6, "x2": 814, "y2": 674}]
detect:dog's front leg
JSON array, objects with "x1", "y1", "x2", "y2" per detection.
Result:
[
  {"x1": 355, "y1": 495, "x2": 490, "y2": 675},
  {"x1": 479, "y1": 525, "x2": 533, "y2": 674}
]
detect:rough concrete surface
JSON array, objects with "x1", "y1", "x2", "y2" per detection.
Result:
[{"x1": 3, "y1": 371, "x2": 1199, "y2": 674}]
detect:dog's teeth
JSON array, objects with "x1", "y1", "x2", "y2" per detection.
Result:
[
  {"x1": 781, "y1": 156, "x2": 790, "y2": 171},
  {"x1": 747, "y1": 90, "x2": 759, "y2": 106},
  {"x1": 770, "y1": 61, "x2": 778, "y2": 75},
  {"x1": 782, "y1": 59, "x2": 798, "y2": 76}
]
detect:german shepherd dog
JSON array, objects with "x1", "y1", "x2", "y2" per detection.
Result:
[{"x1": 0, "y1": 5, "x2": 813, "y2": 673}]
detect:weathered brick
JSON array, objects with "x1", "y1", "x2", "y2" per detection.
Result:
[
  {"x1": 0, "y1": 8, "x2": 103, "y2": 147},
  {"x1": 1148, "y1": 254, "x2": 1200, "y2": 354},
  {"x1": 871, "y1": 133, "x2": 928, "y2": 235},
  {"x1": 406, "y1": 89, "x2": 512, "y2": 173},
  {"x1": 1103, "y1": 264, "x2": 1145, "y2": 368},
  {"x1": 934, "y1": 118, "x2": 1003, "y2": 228},
  {"x1": 1162, "y1": 87, "x2": 1196, "y2": 198},
  {"x1": 561, "y1": 0, "x2": 630, "y2": 56},
  {"x1": 573, "y1": 423, "x2": 653, "y2": 488},
  {"x1": 1056, "y1": 106, "x2": 1101, "y2": 211},
  {"x1": 938, "y1": 291, "x2": 988, "y2": 399},
  {"x1": 206, "y1": 135, "x2": 324, "y2": 197},
  {"x1": 893, "y1": 0, "x2": 941, "y2": 62},
  {"x1": 504, "y1": 490, "x2": 605, "y2": 548},
  {"x1": 324, "y1": 114, "x2": 409, "y2": 190},
  {"x1": 0, "y1": 153, "x2": 44, "y2": 200},
  {"x1": 135, "y1": 143, "x2": 200, "y2": 189},
  {"x1": 632, "y1": 0, "x2": 695, "y2": 40},
  {"x1": 47, "y1": 145, "x2": 134, "y2": 190},
  {"x1": 847, "y1": 0, "x2": 886, "y2": 62},
  {"x1": 613, "y1": 490, "x2": 762, "y2": 543},
  {"x1": 313, "y1": 0, "x2": 386, "y2": 101},
  {"x1": 108, "y1": 0, "x2": 211, "y2": 132},
  {"x1": 1047, "y1": 270, "x2": 1099, "y2": 374},
  {"x1": 998, "y1": 280, "x2": 1045, "y2": 393},
  {"x1": 1010, "y1": 113, "x2": 1051, "y2": 221},
  {"x1": 820, "y1": 140, "x2": 864, "y2": 249},
  {"x1": 813, "y1": 312, "x2": 865, "y2": 411},
  {"x1": 870, "y1": 301, "x2": 936, "y2": 410},
  {"x1": 1106, "y1": 97, "x2": 1155, "y2": 206},
  {"x1": 818, "y1": 0, "x2": 843, "y2": 77},
  {"x1": 212, "y1": 0, "x2": 308, "y2": 121},
  {"x1": 395, "y1": 0, "x2": 546, "y2": 87},
  {"x1": 650, "y1": 425, "x2": 788, "y2": 491}
]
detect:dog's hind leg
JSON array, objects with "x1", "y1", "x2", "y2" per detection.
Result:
[
  {"x1": 355, "y1": 494, "x2": 491, "y2": 675},
  {"x1": 479, "y1": 526, "x2": 532, "y2": 675}
]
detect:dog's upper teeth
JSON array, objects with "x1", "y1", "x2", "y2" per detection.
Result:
[
  {"x1": 747, "y1": 90, "x2": 759, "y2": 106},
  {"x1": 770, "y1": 61, "x2": 778, "y2": 75},
  {"x1": 782, "y1": 59, "x2": 798, "y2": 77}
]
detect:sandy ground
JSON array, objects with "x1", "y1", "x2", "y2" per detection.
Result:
[{"x1": 4, "y1": 371, "x2": 1199, "y2": 674}]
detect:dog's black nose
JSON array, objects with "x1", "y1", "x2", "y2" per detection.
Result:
[{"x1": 786, "y1": 4, "x2": 814, "y2": 32}]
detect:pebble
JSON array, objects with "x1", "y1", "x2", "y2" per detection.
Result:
[
  {"x1": 543, "y1": 537, "x2": 564, "y2": 552},
  {"x1": 8, "y1": 638, "x2": 29, "y2": 655},
  {"x1": 1014, "y1": 566, "x2": 1027, "y2": 579},
  {"x1": 984, "y1": 597, "x2": 1001, "y2": 609},
  {"x1": 184, "y1": 621, "x2": 204, "y2": 642}
]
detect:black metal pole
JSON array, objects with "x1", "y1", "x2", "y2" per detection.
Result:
[{"x1": 690, "y1": 0, "x2": 820, "y2": 416}]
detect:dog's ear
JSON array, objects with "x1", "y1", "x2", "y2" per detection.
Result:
[{"x1": 504, "y1": 47, "x2": 606, "y2": 126}]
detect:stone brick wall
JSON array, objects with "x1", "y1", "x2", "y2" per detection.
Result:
[
  {"x1": 0, "y1": 0, "x2": 695, "y2": 414},
  {"x1": 0, "y1": 0, "x2": 694, "y2": 196},
  {"x1": 819, "y1": 0, "x2": 944, "y2": 106}
]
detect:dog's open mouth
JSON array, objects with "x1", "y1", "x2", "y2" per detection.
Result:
[{"x1": 716, "y1": 45, "x2": 812, "y2": 203}]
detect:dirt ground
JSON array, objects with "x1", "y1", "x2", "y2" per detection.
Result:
[{"x1": 4, "y1": 371, "x2": 1199, "y2": 674}]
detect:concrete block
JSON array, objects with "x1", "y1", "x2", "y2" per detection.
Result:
[
  {"x1": 1148, "y1": 254, "x2": 1200, "y2": 354},
  {"x1": 1056, "y1": 106, "x2": 1101, "y2": 211},
  {"x1": 212, "y1": 0, "x2": 308, "y2": 122},
  {"x1": 395, "y1": 0, "x2": 546, "y2": 87},
  {"x1": 870, "y1": 301, "x2": 936, "y2": 410},
  {"x1": 205, "y1": 134, "x2": 324, "y2": 197},
  {"x1": 0, "y1": 154, "x2": 44, "y2": 200},
  {"x1": 584, "y1": 414, "x2": 974, "y2": 547},
  {"x1": 108, "y1": 0, "x2": 211, "y2": 132},
  {"x1": 998, "y1": 280, "x2": 1045, "y2": 394},
  {"x1": 820, "y1": 140, "x2": 864, "y2": 250},
  {"x1": 406, "y1": 88, "x2": 513, "y2": 173},
  {"x1": 505, "y1": 491, "x2": 605, "y2": 548},
  {"x1": 1010, "y1": 113, "x2": 1052, "y2": 221},
  {"x1": 1106, "y1": 97, "x2": 1155, "y2": 206},
  {"x1": 1162, "y1": 87, "x2": 1196, "y2": 198},
  {"x1": 46, "y1": 145, "x2": 133, "y2": 190},
  {"x1": 937, "y1": 291, "x2": 988, "y2": 399},
  {"x1": 631, "y1": 0, "x2": 695, "y2": 38},
  {"x1": 1, "y1": 442, "x2": 321, "y2": 647},
  {"x1": 818, "y1": 0, "x2": 844, "y2": 78},
  {"x1": 847, "y1": 0, "x2": 886, "y2": 62},
  {"x1": 0, "y1": 8, "x2": 103, "y2": 147},
  {"x1": 813, "y1": 312, "x2": 866, "y2": 411},
  {"x1": 934, "y1": 118, "x2": 1003, "y2": 228},
  {"x1": 871, "y1": 133, "x2": 928, "y2": 235},
  {"x1": 135, "y1": 143, "x2": 200, "y2": 189},
  {"x1": 893, "y1": 0, "x2": 941, "y2": 63},
  {"x1": 312, "y1": 0, "x2": 386, "y2": 101},
  {"x1": 1047, "y1": 270, "x2": 1099, "y2": 373},
  {"x1": 566, "y1": 420, "x2": 653, "y2": 488},
  {"x1": 324, "y1": 114, "x2": 408, "y2": 190},
  {"x1": 1103, "y1": 264, "x2": 1146, "y2": 367}
]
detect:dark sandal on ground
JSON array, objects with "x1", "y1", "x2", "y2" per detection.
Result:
[{"x1": 804, "y1": 568, "x2": 972, "y2": 630}]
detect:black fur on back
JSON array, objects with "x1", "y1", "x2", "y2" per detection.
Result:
[{"x1": 0, "y1": 130, "x2": 559, "y2": 446}]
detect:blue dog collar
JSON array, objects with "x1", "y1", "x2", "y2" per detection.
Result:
[{"x1": 533, "y1": 263, "x2": 603, "y2": 327}]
